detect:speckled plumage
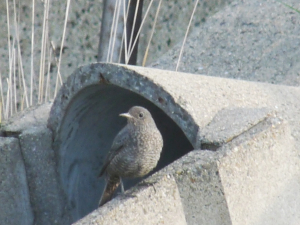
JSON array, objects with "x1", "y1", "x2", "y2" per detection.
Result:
[{"x1": 98, "y1": 106, "x2": 163, "y2": 206}]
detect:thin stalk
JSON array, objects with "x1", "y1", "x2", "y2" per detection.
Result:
[
  {"x1": 275, "y1": 0, "x2": 300, "y2": 13},
  {"x1": 127, "y1": 0, "x2": 154, "y2": 62},
  {"x1": 127, "y1": 0, "x2": 140, "y2": 53},
  {"x1": 0, "y1": 73, "x2": 5, "y2": 120},
  {"x1": 122, "y1": 0, "x2": 129, "y2": 63},
  {"x1": 45, "y1": 45, "x2": 52, "y2": 102},
  {"x1": 30, "y1": 0, "x2": 35, "y2": 106},
  {"x1": 55, "y1": 0, "x2": 71, "y2": 97},
  {"x1": 5, "y1": 78, "x2": 10, "y2": 118},
  {"x1": 41, "y1": 0, "x2": 50, "y2": 102},
  {"x1": 13, "y1": 0, "x2": 29, "y2": 107},
  {"x1": 10, "y1": 47, "x2": 14, "y2": 114},
  {"x1": 106, "y1": 0, "x2": 119, "y2": 62},
  {"x1": 117, "y1": 0, "x2": 133, "y2": 63},
  {"x1": 13, "y1": 49, "x2": 17, "y2": 112},
  {"x1": 176, "y1": 0, "x2": 199, "y2": 71},
  {"x1": 110, "y1": 0, "x2": 122, "y2": 62},
  {"x1": 5, "y1": 0, "x2": 12, "y2": 77},
  {"x1": 39, "y1": 0, "x2": 49, "y2": 103},
  {"x1": 142, "y1": 0, "x2": 162, "y2": 66}
]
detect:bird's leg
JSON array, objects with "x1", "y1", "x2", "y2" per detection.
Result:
[
  {"x1": 120, "y1": 178, "x2": 125, "y2": 193},
  {"x1": 116, "y1": 178, "x2": 138, "y2": 199}
]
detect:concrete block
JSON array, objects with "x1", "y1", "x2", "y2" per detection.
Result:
[
  {"x1": 200, "y1": 107, "x2": 271, "y2": 149},
  {"x1": 151, "y1": 115, "x2": 300, "y2": 224},
  {"x1": 47, "y1": 63, "x2": 194, "y2": 222},
  {"x1": 155, "y1": 150, "x2": 231, "y2": 225},
  {"x1": 47, "y1": 62, "x2": 300, "y2": 223},
  {"x1": 0, "y1": 137, "x2": 34, "y2": 225},
  {"x1": 1, "y1": 103, "x2": 52, "y2": 133},
  {"x1": 73, "y1": 175, "x2": 186, "y2": 225},
  {"x1": 217, "y1": 117, "x2": 300, "y2": 225},
  {"x1": 19, "y1": 126, "x2": 71, "y2": 225}
]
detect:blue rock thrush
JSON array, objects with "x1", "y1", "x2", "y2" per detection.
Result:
[{"x1": 98, "y1": 106, "x2": 163, "y2": 206}]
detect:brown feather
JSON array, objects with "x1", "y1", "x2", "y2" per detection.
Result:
[{"x1": 98, "y1": 176, "x2": 121, "y2": 206}]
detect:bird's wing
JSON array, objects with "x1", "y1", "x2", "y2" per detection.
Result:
[{"x1": 98, "y1": 126, "x2": 129, "y2": 177}]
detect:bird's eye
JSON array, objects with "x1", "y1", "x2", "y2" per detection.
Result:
[{"x1": 138, "y1": 112, "x2": 144, "y2": 118}]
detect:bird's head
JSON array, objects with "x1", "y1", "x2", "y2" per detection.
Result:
[{"x1": 120, "y1": 106, "x2": 155, "y2": 127}]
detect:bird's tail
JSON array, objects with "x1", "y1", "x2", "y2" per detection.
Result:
[{"x1": 99, "y1": 175, "x2": 120, "y2": 207}]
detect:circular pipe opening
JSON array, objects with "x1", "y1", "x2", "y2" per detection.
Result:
[{"x1": 57, "y1": 83, "x2": 193, "y2": 222}]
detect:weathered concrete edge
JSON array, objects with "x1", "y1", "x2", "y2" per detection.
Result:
[
  {"x1": 75, "y1": 114, "x2": 286, "y2": 225},
  {"x1": 1, "y1": 102, "x2": 52, "y2": 133},
  {"x1": 73, "y1": 175, "x2": 187, "y2": 225},
  {"x1": 47, "y1": 63, "x2": 199, "y2": 148},
  {"x1": 215, "y1": 115, "x2": 300, "y2": 224},
  {"x1": 0, "y1": 103, "x2": 70, "y2": 224},
  {"x1": 200, "y1": 107, "x2": 273, "y2": 148},
  {"x1": 138, "y1": 114, "x2": 286, "y2": 224}
]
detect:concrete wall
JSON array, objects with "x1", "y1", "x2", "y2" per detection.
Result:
[
  {"x1": 1, "y1": 0, "x2": 300, "y2": 224},
  {"x1": 1, "y1": 63, "x2": 300, "y2": 224}
]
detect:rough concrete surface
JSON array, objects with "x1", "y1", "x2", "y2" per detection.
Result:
[
  {"x1": 0, "y1": 61, "x2": 299, "y2": 224},
  {"x1": 217, "y1": 117, "x2": 300, "y2": 225},
  {"x1": 1, "y1": 102, "x2": 52, "y2": 133},
  {"x1": 138, "y1": 0, "x2": 233, "y2": 65},
  {"x1": 0, "y1": 137, "x2": 34, "y2": 225},
  {"x1": 150, "y1": 150, "x2": 232, "y2": 225},
  {"x1": 200, "y1": 107, "x2": 272, "y2": 148},
  {"x1": 1, "y1": 0, "x2": 300, "y2": 224},
  {"x1": 74, "y1": 175, "x2": 187, "y2": 225},
  {"x1": 47, "y1": 63, "x2": 194, "y2": 222},
  {"x1": 152, "y1": 0, "x2": 300, "y2": 86},
  {"x1": 19, "y1": 126, "x2": 70, "y2": 225},
  {"x1": 47, "y1": 63, "x2": 300, "y2": 224},
  {"x1": 140, "y1": 114, "x2": 300, "y2": 225},
  {"x1": 126, "y1": 64, "x2": 300, "y2": 145},
  {"x1": 0, "y1": 103, "x2": 72, "y2": 224}
]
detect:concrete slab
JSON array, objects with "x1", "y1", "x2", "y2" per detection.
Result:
[
  {"x1": 217, "y1": 117, "x2": 300, "y2": 224},
  {"x1": 47, "y1": 63, "x2": 300, "y2": 223},
  {"x1": 1, "y1": 103, "x2": 52, "y2": 133},
  {"x1": 200, "y1": 107, "x2": 272, "y2": 149},
  {"x1": 19, "y1": 126, "x2": 70, "y2": 225},
  {"x1": 151, "y1": 150, "x2": 232, "y2": 225},
  {"x1": 143, "y1": 115, "x2": 300, "y2": 224},
  {"x1": 73, "y1": 175, "x2": 187, "y2": 225},
  {"x1": 0, "y1": 103, "x2": 72, "y2": 225}
]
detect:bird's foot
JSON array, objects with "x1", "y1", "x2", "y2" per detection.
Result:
[
  {"x1": 138, "y1": 180, "x2": 157, "y2": 193},
  {"x1": 117, "y1": 191, "x2": 137, "y2": 199}
]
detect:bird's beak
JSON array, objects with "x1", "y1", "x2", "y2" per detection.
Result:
[{"x1": 119, "y1": 112, "x2": 133, "y2": 119}]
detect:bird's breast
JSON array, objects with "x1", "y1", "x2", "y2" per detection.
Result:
[{"x1": 108, "y1": 129, "x2": 162, "y2": 178}]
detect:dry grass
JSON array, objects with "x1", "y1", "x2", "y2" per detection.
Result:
[{"x1": 1, "y1": 0, "x2": 200, "y2": 122}]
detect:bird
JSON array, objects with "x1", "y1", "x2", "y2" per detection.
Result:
[{"x1": 98, "y1": 106, "x2": 163, "y2": 207}]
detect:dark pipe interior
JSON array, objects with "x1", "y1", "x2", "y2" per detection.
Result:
[{"x1": 57, "y1": 84, "x2": 193, "y2": 222}]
